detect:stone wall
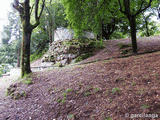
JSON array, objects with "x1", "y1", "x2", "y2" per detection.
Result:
[
  {"x1": 42, "y1": 28, "x2": 96, "y2": 66},
  {"x1": 41, "y1": 39, "x2": 96, "y2": 66}
]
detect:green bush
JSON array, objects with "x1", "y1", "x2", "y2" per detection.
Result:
[
  {"x1": 112, "y1": 87, "x2": 121, "y2": 94},
  {"x1": 75, "y1": 53, "x2": 93, "y2": 63}
]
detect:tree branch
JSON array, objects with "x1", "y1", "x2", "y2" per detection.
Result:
[
  {"x1": 35, "y1": 0, "x2": 40, "y2": 21},
  {"x1": 38, "y1": 0, "x2": 45, "y2": 19},
  {"x1": 32, "y1": 0, "x2": 45, "y2": 29},
  {"x1": 30, "y1": 3, "x2": 35, "y2": 16},
  {"x1": 135, "y1": 0, "x2": 152, "y2": 16},
  {"x1": 118, "y1": 0, "x2": 126, "y2": 14},
  {"x1": 13, "y1": 0, "x2": 23, "y2": 13}
]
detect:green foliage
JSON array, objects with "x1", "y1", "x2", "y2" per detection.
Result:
[
  {"x1": 141, "y1": 104, "x2": 150, "y2": 109},
  {"x1": 131, "y1": 82, "x2": 136, "y2": 86},
  {"x1": 65, "y1": 88, "x2": 73, "y2": 93},
  {"x1": 62, "y1": 0, "x2": 123, "y2": 38},
  {"x1": 93, "y1": 87, "x2": 100, "y2": 93},
  {"x1": 84, "y1": 91, "x2": 92, "y2": 97},
  {"x1": 112, "y1": 87, "x2": 121, "y2": 94},
  {"x1": 118, "y1": 43, "x2": 132, "y2": 49},
  {"x1": 30, "y1": 49, "x2": 47, "y2": 62},
  {"x1": 75, "y1": 53, "x2": 93, "y2": 63},
  {"x1": 105, "y1": 117, "x2": 112, "y2": 120},
  {"x1": 0, "y1": 10, "x2": 21, "y2": 66},
  {"x1": 67, "y1": 114, "x2": 74, "y2": 119},
  {"x1": 57, "y1": 88, "x2": 73, "y2": 104},
  {"x1": 95, "y1": 39, "x2": 105, "y2": 49},
  {"x1": 111, "y1": 31, "x2": 128, "y2": 39},
  {"x1": 137, "y1": 12, "x2": 160, "y2": 37},
  {"x1": 0, "y1": 66, "x2": 4, "y2": 77}
]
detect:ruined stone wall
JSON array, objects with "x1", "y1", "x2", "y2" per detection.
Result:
[{"x1": 41, "y1": 39, "x2": 96, "y2": 66}]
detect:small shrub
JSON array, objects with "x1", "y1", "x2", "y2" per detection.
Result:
[
  {"x1": 66, "y1": 88, "x2": 73, "y2": 93},
  {"x1": 118, "y1": 43, "x2": 132, "y2": 49},
  {"x1": 75, "y1": 53, "x2": 93, "y2": 63},
  {"x1": 93, "y1": 88, "x2": 100, "y2": 93},
  {"x1": 63, "y1": 92, "x2": 67, "y2": 97},
  {"x1": 141, "y1": 104, "x2": 150, "y2": 109},
  {"x1": 67, "y1": 114, "x2": 74, "y2": 120},
  {"x1": 57, "y1": 97, "x2": 66, "y2": 104},
  {"x1": 84, "y1": 91, "x2": 92, "y2": 96},
  {"x1": 95, "y1": 39, "x2": 105, "y2": 49},
  {"x1": 61, "y1": 97, "x2": 66, "y2": 104},
  {"x1": 112, "y1": 87, "x2": 121, "y2": 94},
  {"x1": 105, "y1": 117, "x2": 112, "y2": 120},
  {"x1": 121, "y1": 49, "x2": 132, "y2": 55},
  {"x1": 131, "y1": 82, "x2": 136, "y2": 86},
  {"x1": 57, "y1": 98, "x2": 62, "y2": 103}
]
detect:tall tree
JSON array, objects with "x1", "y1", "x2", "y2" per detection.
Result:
[
  {"x1": 118, "y1": 0, "x2": 152, "y2": 53},
  {"x1": 13, "y1": 0, "x2": 45, "y2": 77}
]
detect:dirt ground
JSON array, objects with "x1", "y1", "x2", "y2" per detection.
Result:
[{"x1": 0, "y1": 36, "x2": 160, "y2": 120}]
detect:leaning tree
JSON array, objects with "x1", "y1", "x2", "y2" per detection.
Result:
[
  {"x1": 13, "y1": 0, "x2": 45, "y2": 77},
  {"x1": 118, "y1": 0, "x2": 152, "y2": 53}
]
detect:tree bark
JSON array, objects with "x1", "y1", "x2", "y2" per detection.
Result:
[
  {"x1": 129, "y1": 16, "x2": 137, "y2": 53},
  {"x1": 13, "y1": 0, "x2": 45, "y2": 77},
  {"x1": 21, "y1": 29, "x2": 32, "y2": 77},
  {"x1": 17, "y1": 47, "x2": 21, "y2": 67},
  {"x1": 145, "y1": 19, "x2": 150, "y2": 37}
]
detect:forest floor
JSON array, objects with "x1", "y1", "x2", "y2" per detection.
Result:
[{"x1": 0, "y1": 36, "x2": 160, "y2": 120}]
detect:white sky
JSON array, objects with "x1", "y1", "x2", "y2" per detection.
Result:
[{"x1": 0, "y1": 0, "x2": 13, "y2": 43}]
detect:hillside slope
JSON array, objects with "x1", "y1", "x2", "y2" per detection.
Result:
[{"x1": 0, "y1": 36, "x2": 160, "y2": 120}]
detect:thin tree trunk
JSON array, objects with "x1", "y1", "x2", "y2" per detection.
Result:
[
  {"x1": 145, "y1": 20, "x2": 150, "y2": 37},
  {"x1": 17, "y1": 47, "x2": 21, "y2": 67},
  {"x1": 129, "y1": 16, "x2": 137, "y2": 53},
  {"x1": 49, "y1": 24, "x2": 53, "y2": 44}
]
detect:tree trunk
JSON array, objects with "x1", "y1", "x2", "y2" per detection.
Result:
[
  {"x1": 102, "y1": 31, "x2": 110, "y2": 40},
  {"x1": 145, "y1": 20, "x2": 150, "y2": 37},
  {"x1": 13, "y1": 0, "x2": 45, "y2": 78},
  {"x1": 49, "y1": 25, "x2": 53, "y2": 44},
  {"x1": 21, "y1": 29, "x2": 32, "y2": 77},
  {"x1": 17, "y1": 47, "x2": 21, "y2": 67},
  {"x1": 129, "y1": 16, "x2": 137, "y2": 53}
]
